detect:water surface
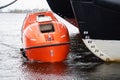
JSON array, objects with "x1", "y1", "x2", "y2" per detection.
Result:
[{"x1": 0, "y1": 13, "x2": 120, "y2": 80}]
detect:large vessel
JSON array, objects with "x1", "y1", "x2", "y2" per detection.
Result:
[
  {"x1": 47, "y1": 0, "x2": 120, "y2": 62},
  {"x1": 21, "y1": 11, "x2": 70, "y2": 62}
]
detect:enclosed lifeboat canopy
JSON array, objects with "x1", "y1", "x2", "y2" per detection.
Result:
[{"x1": 21, "y1": 11, "x2": 70, "y2": 62}]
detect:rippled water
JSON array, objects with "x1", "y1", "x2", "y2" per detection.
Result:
[{"x1": 0, "y1": 13, "x2": 120, "y2": 80}]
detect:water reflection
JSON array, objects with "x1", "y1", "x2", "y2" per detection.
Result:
[
  {"x1": 22, "y1": 62, "x2": 67, "y2": 75},
  {"x1": 19, "y1": 61, "x2": 102, "y2": 80},
  {"x1": 20, "y1": 62, "x2": 69, "y2": 80},
  {"x1": 89, "y1": 63, "x2": 120, "y2": 80}
]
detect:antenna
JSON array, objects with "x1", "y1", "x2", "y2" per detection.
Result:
[{"x1": 0, "y1": 0, "x2": 17, "y2": 9}]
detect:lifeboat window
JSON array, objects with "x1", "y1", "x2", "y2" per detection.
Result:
[{"x1": 40, "y1": 24, "x2": 55, "y2": 33}]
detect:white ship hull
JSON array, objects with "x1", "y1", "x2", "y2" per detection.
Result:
[{"x1": 83, "y1": 39, "x2": 120, "y2": 62}]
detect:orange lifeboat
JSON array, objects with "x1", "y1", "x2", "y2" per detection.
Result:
[{"x1": 21, "y1": 11, "x2": 70, "y2": 62}]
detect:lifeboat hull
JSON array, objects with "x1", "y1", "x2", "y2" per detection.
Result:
[
  {"x1": 25, "y1": 44, "x2": 70, "y2": 62},
  {"x1": 21, "y1": 11, "x2": 70, "y2": 62}
]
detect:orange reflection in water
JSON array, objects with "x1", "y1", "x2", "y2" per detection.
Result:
[{"x1": 20, "y1": 62, "x2": 68, "y2": 80}]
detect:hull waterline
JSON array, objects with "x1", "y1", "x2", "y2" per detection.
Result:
[{"x1": 83, "y1": 39, "x2": 120, "y2": 62}]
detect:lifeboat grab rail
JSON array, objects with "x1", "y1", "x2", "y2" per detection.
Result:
[{"x1": 24, "y1": 42, "x2": 70, "y2": 50}]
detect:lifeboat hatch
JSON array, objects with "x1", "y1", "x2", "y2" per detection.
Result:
[{"x1": 37, "y1": 14, "x2": 52, "y2": 22}]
